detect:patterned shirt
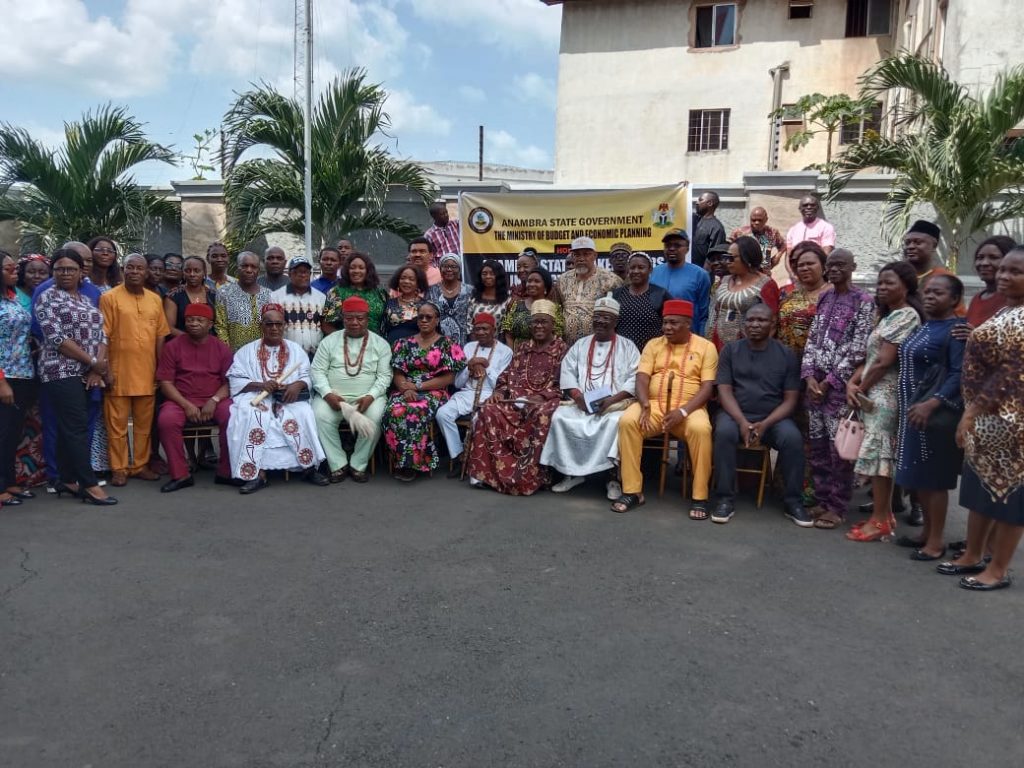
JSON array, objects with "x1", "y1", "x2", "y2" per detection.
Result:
[
  {"x1": 215, "y1": 283, "x2": 272, "y2": 352},
  {"x1": 34, "y1": 286, "x2": 108, "y2": 383},
  {"x1": 553, "y1": 267, "x2": 624, "y2": 346},
  {"x1": 800, "y1": 287, "x2": 875, "y2": 398},
  {"x1": 270, "y1": 285, "x2": 326, "y2": 357},
  {"x1": 0, "y1": 294, "x2": 33, "y2": 379},
  {"x1": 424, "y1": 220, "x2": 461, "y2": 266},
  {"x1": 730, "y1": 224, "x2": 787, "y2": 266},
  {"x1": 426, "y1": 282, "x2": 474, "y2": 346}
]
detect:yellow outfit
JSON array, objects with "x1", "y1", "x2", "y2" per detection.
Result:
[
  {"x1": 99, "y1": 285, "x2": 170, "y2": 474},
  {"x1": 618, "y1": 334, "x2": 718, "y2": 500}
]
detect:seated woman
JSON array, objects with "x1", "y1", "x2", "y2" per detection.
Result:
[
  {"x1": 466, "y1": 300, "x2": 568, "y2": 495},
  {"x1": 381, "y1": 265, "x2": 426, "y2": 345},
  {"x1": 895, "y1": 274, "x2": 966, "y2": 560},
  {"x1": 382, "y1": 301, "x2": 465, "y2": 482},
  {"x1": 322, "y1": 252, "x2": 389, "y2": 336},
  {"x1": 502, "y1": 266, "x2": 563, "y2": 349}
]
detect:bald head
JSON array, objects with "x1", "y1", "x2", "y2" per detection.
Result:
[
  {"x1": 62, "y1": 241, "x2": 91, "y2": 262},
  {"x1": 749, "y1": 207, "x2": 769, "y2": 233}
]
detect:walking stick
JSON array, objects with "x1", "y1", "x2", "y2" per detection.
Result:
[
  {"x1": 459, "y1": 364, "x2": 491, "y2": 481},
  {"x1": 250, "y1": 362, "x2": 301, "y2": 407}
]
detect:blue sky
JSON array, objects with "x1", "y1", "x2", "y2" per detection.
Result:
[{"x1": 0, "y1": 0, "x2": 562, "y2": 185}]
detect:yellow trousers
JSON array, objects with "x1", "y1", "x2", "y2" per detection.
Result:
[
  {"x1": 104, "y1": 394, "x2": 156, "y2": 474},
  {"x1": 618, "y1": 401, "x2": 712, "y2": 500}
]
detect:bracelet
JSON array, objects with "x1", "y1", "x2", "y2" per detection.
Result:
[
  {"x1": 210, "y1": 395, "x2": 221, "y2": 404},
  {"x1": 678, "y1": 407, "x2": 688, "y2": 418}
]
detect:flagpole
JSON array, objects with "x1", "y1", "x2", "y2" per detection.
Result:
[{"x1": 302, "y1": 0, "x2": 314, "y2": 260}]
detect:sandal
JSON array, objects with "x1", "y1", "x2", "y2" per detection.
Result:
[
  {"x1": 845, "y1": 519, "x2": 893, "y2": 542},
  {"x1": 611, "y1": 494, "x2": 644, "y2": 513},
  {"x1": 689, "y1": 502, "x2": 710, "y2": 521},
  {"x1": 813, "y1": 511, "x2": 843, "y2": 529},
  {"x1": 329, "y1": 467, "x2": 348, "y2": 483}
]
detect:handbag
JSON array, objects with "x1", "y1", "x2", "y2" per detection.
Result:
[
  {"x1": 910, "y1": 325, "x2": 963, "y2": 434},
  {"x1": 834, "y1": 410, "x2": 865, "y2": 461}
]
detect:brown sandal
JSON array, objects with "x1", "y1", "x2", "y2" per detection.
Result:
[{"x1": 813, "y1": 510, "x2": 843, "y2": 529}]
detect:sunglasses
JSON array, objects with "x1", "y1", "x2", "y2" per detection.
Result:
[{"x1": 416, "y1": 314, "x2": 437, "y2": 321}]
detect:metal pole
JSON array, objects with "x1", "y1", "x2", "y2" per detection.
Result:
[
  {"x1": 303, "y1": 0, "x2": 314, "y2": 260},
  {"x1": 478, "y1": 125, "x2": 484, "y2": 181}
]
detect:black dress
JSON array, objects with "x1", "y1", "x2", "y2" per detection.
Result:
[{"x1": 612, "y1": 284, "x2": 668, "y2": 353}]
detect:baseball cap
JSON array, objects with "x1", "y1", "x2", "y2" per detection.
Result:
[
  {"x1": 570, "y1": 236, "x2": 596, "y2": 251},
  {"x1": 661, "y1": 228, "x2": 689, "y2": 243}
]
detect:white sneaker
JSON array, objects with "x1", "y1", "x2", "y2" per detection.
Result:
[
  {"x1": 606, "y1": 480, "x2": 622, "y2": 500},
  {"x1": 469, "y1": 477, "x2": 483, "y2": 488},
  {"x1": 552, "y1": 475, "x2": 585, "y2": 493}
]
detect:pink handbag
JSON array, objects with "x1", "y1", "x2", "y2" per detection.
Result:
[{"x1": 834, "y1": 410, "x2": 865, "y2": 461}]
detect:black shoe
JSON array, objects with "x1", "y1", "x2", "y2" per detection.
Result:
[
  {"x1": 80, "y1": 490, "x2": 118, "y2": 506},
  {"x1": 857, "y1": 502, "x2": 873, "y2": 515},
  {"x1": 239, "y1": 476, "x2": 269, "y2": 494},
  {"x1": 214, "y1": 475, "x2": 242, "y2": 487},
  {"x1": 936, "y1": 560, "x2": 987, "y2": 576},
  {"x1": 910, "y1": 546, "x2": 946, "y2": 561},
  {"x1": 785, "y1": 502, "x2": 814, "y2": 528},
  {"x1": 446, "y1": 459, "x2": 463, "y2": 479},
  {"x1": 710, "y1": 500, "x2": 735, "y2": 524},
  {"x1": 160, "y1": 476, "x2": 195, "y2": 493},
  {"x1": 895, "y1": 535, "x2": 926, "y2": 548},
  {"x1": 6, "y1": 489, "x2": 35, "y2": 499},
  {"x1": 959, "y1": 575, "x2": 1012, "y2": 591},
  {"x1": 905, "y1": 503, "x2": 924, "y2": 527},
  {"x1": 0, "y1": 495, "x2": 23, "y2": 506},
  {"x1": 303, "y1": 469, "x2": 329, "y2": 487}
]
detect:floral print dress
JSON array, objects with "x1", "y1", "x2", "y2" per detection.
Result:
[{"x1": 383, "y1": 336, "x2": 466, "y2": 472}]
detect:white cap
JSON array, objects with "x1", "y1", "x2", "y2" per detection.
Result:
[
  {"x1": 593, "y1": 295, "x2": 620, "y2": 316},
  {"x1": 570, "y1": 236, "x2": 596, "y2": 251}
]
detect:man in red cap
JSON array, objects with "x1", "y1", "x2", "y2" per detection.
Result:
[
  {"x1": 156, "y1": 303, "x2": 234, "y2": 492},
  {"x1": 310, "y1": 295, "x2": 393, "y2": 482},
  {"x1": 613, "y1": 298, "x2": 718, "y2": 517}
]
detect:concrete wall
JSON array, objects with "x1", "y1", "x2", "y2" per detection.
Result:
[
  {"x1": 941, "y1": 0, "x2": 1024, "y2": 95},
  {"x1": 553, "y1": 0, "x2": 892, "y2": 185}
]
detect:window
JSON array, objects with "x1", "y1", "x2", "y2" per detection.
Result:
[
  {"x1": 695, "y1": 3, "x2": 737, "y2": 48},
  {"x1": 845, "y1": 0, "x2": 892, "y2": 37},
  {"x1": 839, "y1": 101, "x2": 883, "y2": 145},
  {"x1": 779, "y1": 104, "x2": 804, "y2": 125},
  {"x1": 688, "y1": 109, "x2": 730, "y2": 152},
  {"x1": 789, "y1": 1, "x2": 813, "y2": 20}
]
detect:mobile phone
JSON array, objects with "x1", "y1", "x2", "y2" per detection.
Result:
[{"x1": 855, "y1": 392, "x2": 876, "y2": 413}]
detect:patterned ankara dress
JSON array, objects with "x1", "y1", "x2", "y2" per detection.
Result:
[
  {"x1": 707, "y1": 274, "x2": 780, "y2": 350},
  {"x1": 466, "y1": 337, "x2": 568, "y2": 495},
  {"x1": 382, "y1": 336, "x2": 466, "y2": 472}
]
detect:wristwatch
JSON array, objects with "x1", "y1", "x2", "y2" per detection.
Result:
[
  {"x1": 678, "y1": 407, "x2": 689, "y2": 418},
  {"x1": 210, "y1": 395, "x2": 222, "y2": 404}
]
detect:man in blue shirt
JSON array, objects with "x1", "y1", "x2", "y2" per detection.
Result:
[
  {"x1": 650, "y1": 228, "x2": 711, "y2": 335},
  {"x1": 311, "y1": 246, "x2": 341, "y2": 294}
]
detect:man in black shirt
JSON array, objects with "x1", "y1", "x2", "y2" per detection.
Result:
[
  {"x1": 712, "y1": 303, "x2": 808, "y2": 526},
  {"x1": 691, "y1": 190, "x2": 727, "y2": 268}
]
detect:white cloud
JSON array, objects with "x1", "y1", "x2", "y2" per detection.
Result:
[
  {"x1": 486, "y1": 129, "x2": 550, "y2": 168},
  {"x1": 458, "y1": 85, "x2": 486, "y2": 103},
  {"x1": 406, "y1": 0, "x2": 561, "y2": 51},
  {"x1": 384, "y1": 90, "x2": 452, "y2": 137},
  {"x1": 512, "y1": 72, "x2": 557, "y2": 109}
]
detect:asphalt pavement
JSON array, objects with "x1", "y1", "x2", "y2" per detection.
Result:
[{"x1": 2, "y1": 470, "x2": 1022, "y2": 768}]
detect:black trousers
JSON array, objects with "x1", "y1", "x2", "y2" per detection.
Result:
[
  {"x1": 0, "y1": 378, "x2": 38, "y2": 489},
  {"x1": 713, "y1": 410, "x2": 804, "y2": 506},
  {"x1": 41, "y1": 377, "x2": 98, "y2": 488}
]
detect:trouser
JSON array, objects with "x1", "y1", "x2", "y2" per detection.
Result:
[
  {"x1": 713, "y1": 412, "x2": 804, "y2": 506},
  {"x1": 104, "y1": 394, "x2": 156, "y2": 474},
  {"x1": 808, "y1": 433, "x2": 855, "y2": 519},
  {"x1": 40, "y1": 384, "x2": 100, "y2": 483},
  {"x1": 435, "y1": 389, "x2": 478, "y2": 457},
  {"x1": 41, "y1": 378, "x2": 98, "y2": 488},
  {"x1": 618, "y1": 401, "x2": 712, "y2": 500},
  {"x1": 157, "y1": 400, "x2": 232, "y2": 480},
  {"x1": 0, "y1": 378, "x2": 38, "y2": 489},
  {"x1": 312, "y1": 395, "x2": 385, "y2": 472}
]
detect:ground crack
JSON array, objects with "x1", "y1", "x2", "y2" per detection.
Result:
[
  {"x1": 314, "y1": 686, "x2": 346, "y2": 762},
  {"x1": 1, "y1": 547, "x2": 39, "y2": 601}
]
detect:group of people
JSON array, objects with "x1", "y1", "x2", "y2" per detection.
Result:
[{"x1": 1, "y1": 201, "x2": 1022, "y2": 593}]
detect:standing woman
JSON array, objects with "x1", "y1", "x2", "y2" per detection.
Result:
[
  {"x1": 382, "y1": 266, "x2": 426, "y2": 345},
  {"x1": 16, "y1": 254, "x2": 49, "y2": 310},
  {"x1": 845, "y1": 262, "x2": 922, "y2": 541},
  {"x1": 502, "y1": 266, "x2": 563, "y2": 349},
  {"x1": 165, "y1": 256, "x2": 217, "y2": 335},
  {"x1": 706, "y1": 235, "x2": 780, "y2": 350},
  {"x1": 512, "y1": 250, "x2": 539, "y2": 299},
  {"x1": 86, "y1": 236, "x2": 122, "y2": 292},
  {"x1": 895, "y1": 274, "x2": 966, "y2": 560},
  {"x1": 777, "y1": 241, "x2": 831, "y2": 356},
  {"x1": 426, "y1": 253, "x2": 473, "y2": 346},
  {"x1": 944, "y1": 248, "x2": 1024, "y2": 590},
  {"x1": 13, "y1": 255, "x2": 50, "y2": 489},
  {"x1": 33, "y1": 250, "x2": 116, "y2": 505},
  {"x1": 965, "y1": 236, "x2": 1015, "y2": 330},
  {"x1": 468, "y1": 259, "x2": 512, "y2": 332},
  {"x1": 0, "y1": 253, "x2": 38, "y2": 505},
  {"x1": 612, "y1": 252, "x2": 669, "y2": 353},
  {"x1": 382, "y1": 301, "x2": 465, "y2": 482},
  {"x1": 322, "y1": 252, "x2": 389, "y2": 336}
]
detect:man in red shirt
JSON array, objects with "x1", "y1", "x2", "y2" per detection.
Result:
[{"x1": 156, "y1": 303, "x2": 234, "y2": 492}]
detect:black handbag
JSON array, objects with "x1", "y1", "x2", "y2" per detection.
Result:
[{"x1": 910, "y1": 324, "x2": 962, "y2": 434}]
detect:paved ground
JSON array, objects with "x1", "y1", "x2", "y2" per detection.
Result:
[{"x1": 2, "y1": 469, "x2": 1022, "y2": 768}]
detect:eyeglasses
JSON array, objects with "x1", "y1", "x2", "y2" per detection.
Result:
[
  {"x1": 53, "y1": 266, "x2": 81, "y2": 274},
  {"x1": 92, "y1": 247, "x2": 115, "y2": 254},
  {"x1": 416, "y1": 314, "x2": 437, "y2": 321}
]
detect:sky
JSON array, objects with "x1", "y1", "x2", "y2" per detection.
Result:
[{"x1": 0, "y1": 0, "x2": 562, "y2": 185}]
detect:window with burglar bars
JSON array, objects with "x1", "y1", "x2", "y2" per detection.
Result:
[
  {"x1": 688, "y1": 109, "x2": 730, "y2": 152},
  {"x1": 845, "y1": 0, "x2": 892, "y2": 37},
  {"x1": 839, "y1": 101, "x2": 883, "y2": 145}
]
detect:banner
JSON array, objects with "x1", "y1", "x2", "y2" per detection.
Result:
[{"x1": 458, "y1": 184, "x2": 691, "y2": 284}]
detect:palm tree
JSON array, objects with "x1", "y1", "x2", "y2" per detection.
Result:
[
  {"x1": 827, "y1": 53, "x2": 1024, "y2": 270},
  {"x1": 0, "y1": 105, "x2": 177, "y2": 252},
  {"x1": 221, "y1": 69, "x2": 437, "y2": 250}
]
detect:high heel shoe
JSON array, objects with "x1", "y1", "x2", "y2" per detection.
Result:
[
  {"x1": 54, "y1": 482, "x2": 81, "y2": 499},
  {"x1": 79, "y1": 488, "x2": 118, "y2": 506},
  {"x1": 6, "y1": 488, "x2": 35, "y2": 499},
  {"x1": 846, "y1": 518, "x2": 893, "y2": 542}
]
